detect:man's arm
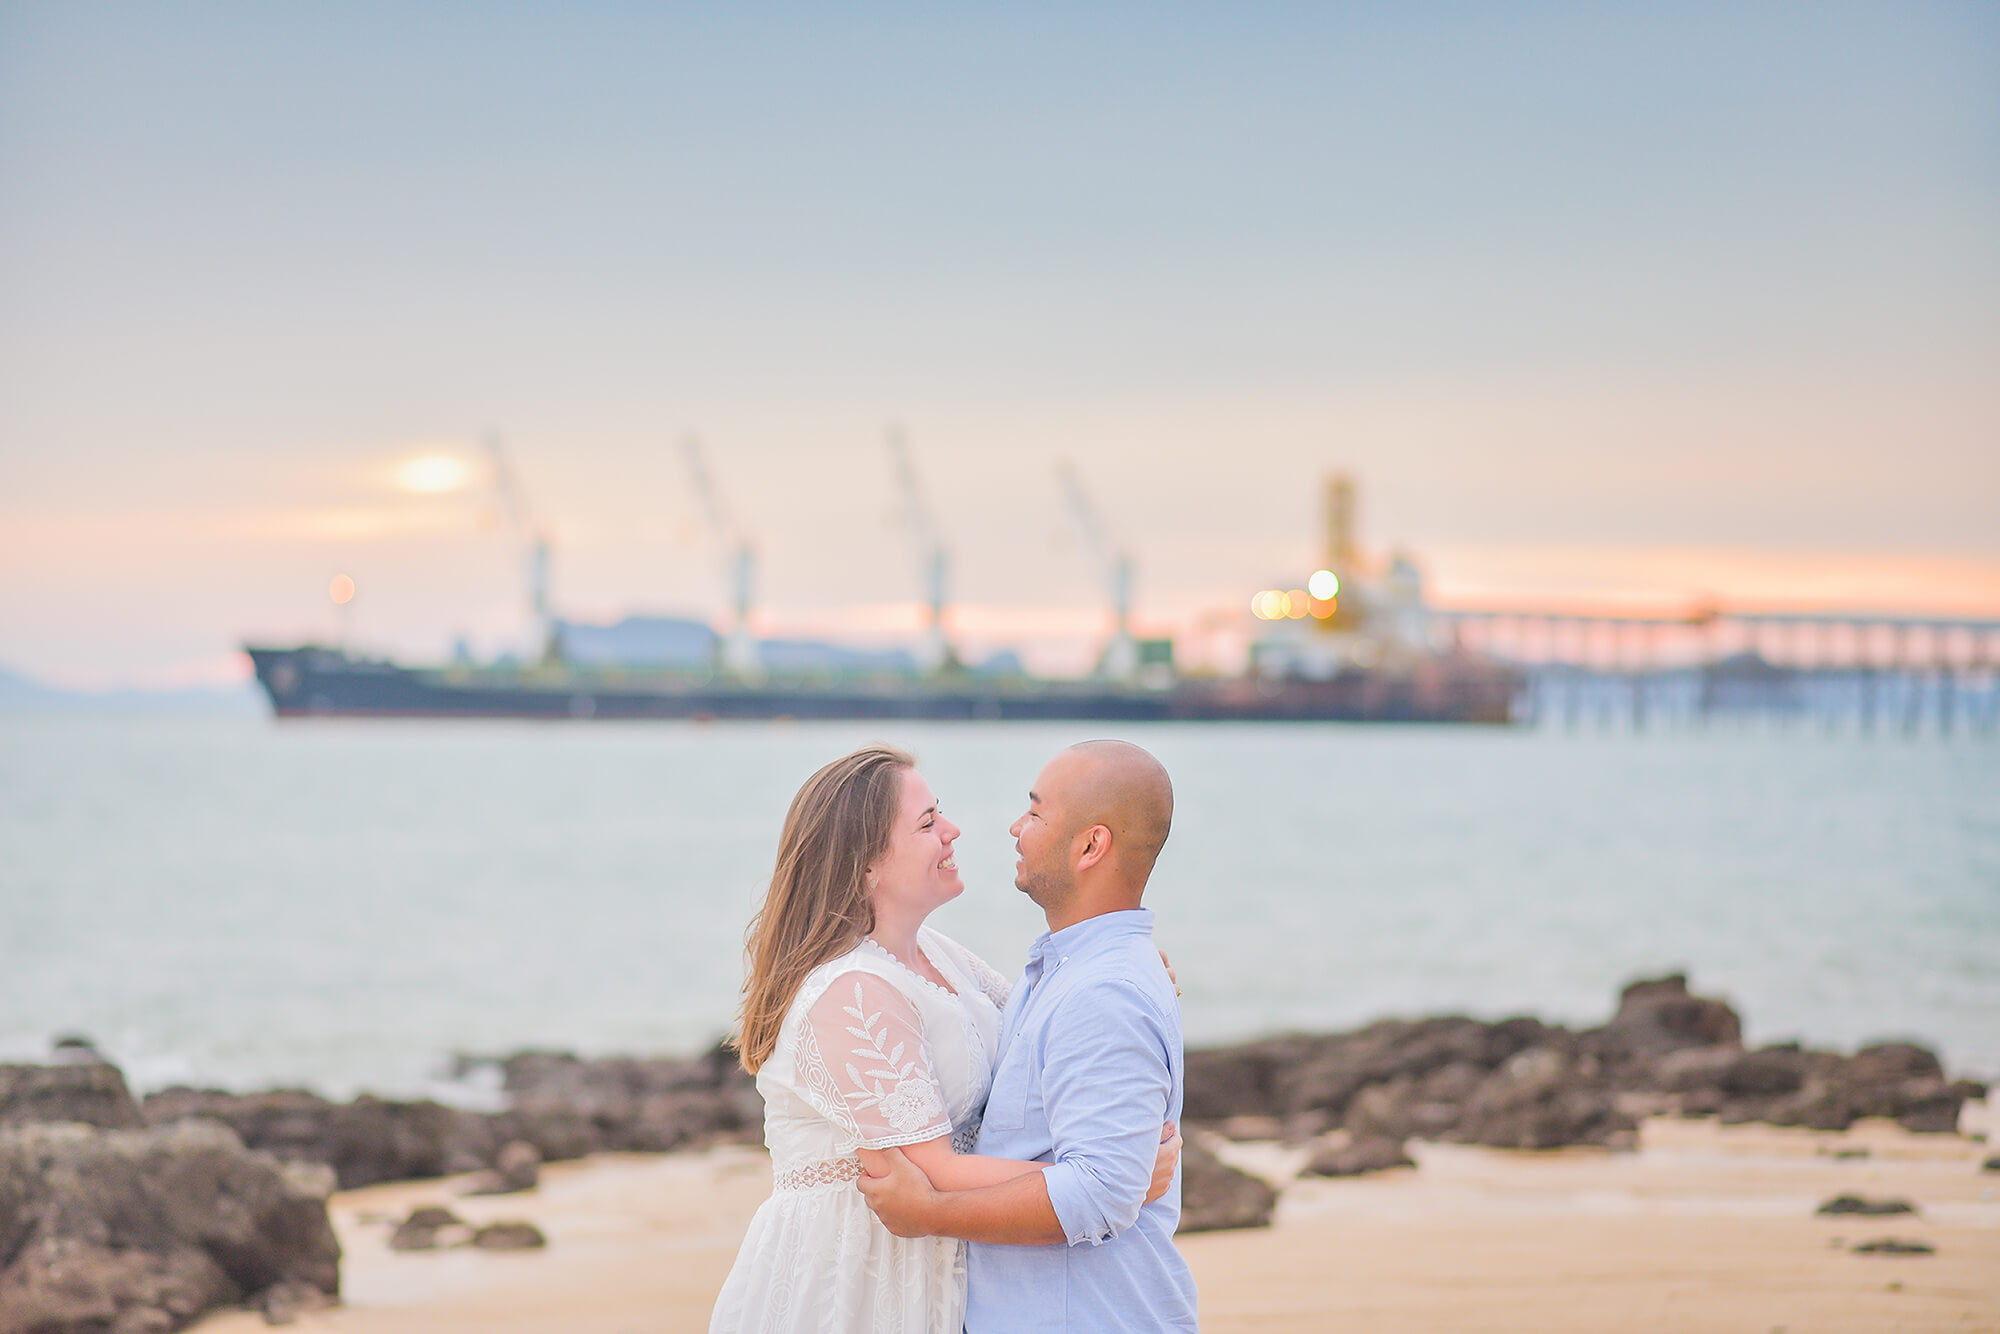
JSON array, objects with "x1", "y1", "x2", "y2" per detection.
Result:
[
  {"x1": 861, "y1": 977, "x2": 1174, "y2": 1247},
  {"x1": 857, "y1": 1123, "x2": 1181, "y2": 1241},
  {"x1": 858, "y1": 1146, "x2": 1066, "y2": 1244}
]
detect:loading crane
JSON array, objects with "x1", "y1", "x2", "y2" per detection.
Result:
[
  {"x1": 1055, "y1": 462, "x2": 1138, "y2": 683},
  {"x1": 885, "y1": 426, "x2": 955, "y2": 674},
  {"x1": 680, "y1": 434, "x2": 762, "y2": 678},
  {"x1": 482, "y1": 432, "x2": 558, "y2": 664}
]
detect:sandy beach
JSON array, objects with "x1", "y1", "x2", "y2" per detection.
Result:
[{"x1": 195, "y1": 1106, "x2": 1999, "y2": 1334}]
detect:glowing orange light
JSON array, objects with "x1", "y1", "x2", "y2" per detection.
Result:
[
  {"x1": 1284, "y1": 590, "x2": 1310, "y2": 619},
  {"x1": 1311, "y1": 597, "x2": 1337, "y2": 619},
  {"x1": 329, "y1": 574, "x2": 356, "y2": 605}
]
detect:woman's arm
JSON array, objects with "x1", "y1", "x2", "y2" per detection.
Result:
[
  {"x1": 860, "y1": 1136, "x2": 1043, "y2": 1193},
  {"x1": 860, "y1": 1121, "x2": 1181, "y2": 1199}
]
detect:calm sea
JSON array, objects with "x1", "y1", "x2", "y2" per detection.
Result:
[{"x1": 3, "y1": 713, "x2": 1995, "y2": 1101}]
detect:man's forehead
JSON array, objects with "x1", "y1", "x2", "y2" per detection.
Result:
[{"x1": 1032, "y1": 750, "x2": 1091, "y2": 799}]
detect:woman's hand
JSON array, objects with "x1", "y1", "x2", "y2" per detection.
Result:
[
  {"x1": 1158, "y1": 949, "x2": 1180, "y2": 997},
  {"x1": 1146, "y1": 1121, "x2": 1182, "y2": 1203}
]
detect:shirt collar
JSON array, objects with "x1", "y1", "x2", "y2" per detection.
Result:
[{"x1": 1028, "y1": 907, "x2": 1155, "y2": 963}]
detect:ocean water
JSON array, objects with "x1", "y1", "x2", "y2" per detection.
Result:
[{"x1": 2, "y1": 713, "x2": 1995, "y2": 1100}]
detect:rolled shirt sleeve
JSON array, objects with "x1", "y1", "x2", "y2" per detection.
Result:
[{"x1": 1037, "y1": 978, "x2": 1175, "y2": 1247}]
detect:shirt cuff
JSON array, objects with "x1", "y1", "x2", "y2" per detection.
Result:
[{"x1": 1042, "y1": 1162, "x2": 1116, "y2": 1247}]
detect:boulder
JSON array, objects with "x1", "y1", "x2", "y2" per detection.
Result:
[
  {"x1": 1816, "y1": 1195, "x2": 1916, "y2": 1216},
  {"x1": 1452, "y1": 1047, "x2": 1636, "y2": 1150},
  {"x1": 1175, "y1": 1142, "x2": 1276, "y2": 1234},
  {"x1": 1584, "y1": 974, "x2": 1742, "y2": 1075},
  {"x1": 142, "y1": 1088, "x2": 500, "y2": 1190},
  {"x1": 0, "y1": 1063, "x2": 144, "y2": 1131},
  {"x1": 1303, "y1": 1134, "x2": 1414, "y2": 1178},
  {"x1": 470, "y1": 1221, "x2": 546, "y2": 1251},
  {"x1": 1720, "y1": 1046, "x2": 1813, "y2": 1098},
  {"x1": 388, "y1": 1206, "x2": 466, "y2": 1252},
  {"x1": 461, "y1": 1140, "x2": 542, "y2": 1196},
  {"x1": 0, "y1": 1119, "x2": 339, "y2": 1334},
  {"x1": 1851, "y1": 1238, "x2": 1934, "y2": 1255}
]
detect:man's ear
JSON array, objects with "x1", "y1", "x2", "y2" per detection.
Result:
[{"x1": 1074, "y1": 824, "x2": 1112, "y2": 873}]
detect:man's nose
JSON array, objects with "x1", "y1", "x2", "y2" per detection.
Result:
[{"x1": 1008, "y1": 815, "x2": 1025, "y2": 837}]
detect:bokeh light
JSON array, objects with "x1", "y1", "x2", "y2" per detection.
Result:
[
  {"x1": 395, "y1": 454, "x2": 472, "y2": 494},
  {"x1": 1309, "y1": 569, "x2": 1340, "y2": 600},
  {"x1": 329, "y1": 574, "x2": 356, "y2": 605}
]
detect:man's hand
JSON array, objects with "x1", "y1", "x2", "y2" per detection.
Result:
[
  {"x1": 1146, "y1": 1121, "x2": 1181, "y2": 1203},
  {"x1": 856, "y1": 1146, "x2": 942, "y2": 1238}
]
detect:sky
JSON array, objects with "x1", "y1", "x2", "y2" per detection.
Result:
[{"x1": 2, "y1": 2, "x2": 1995, "y2": 686}]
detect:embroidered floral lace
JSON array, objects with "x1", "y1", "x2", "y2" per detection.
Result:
[
  {"x1": 772, "y1": 1155, "x2": 865, "y2": 1192},
  {"x1": 798, "y1": 971, "x2": 953, "y2": 1148}
]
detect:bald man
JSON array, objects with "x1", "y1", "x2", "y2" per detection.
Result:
[{"x1": 859, "y1": 740, "x2": 1198, "y2": 1333}]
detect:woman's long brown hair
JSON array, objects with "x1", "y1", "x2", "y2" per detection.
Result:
[{"x1": 733, "y1": 744, "x2": 914, "y2": 1073}]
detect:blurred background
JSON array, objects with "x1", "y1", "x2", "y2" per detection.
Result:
[{"x1": 2, "y1": 3, "x2": 1995, "y2": 1101}]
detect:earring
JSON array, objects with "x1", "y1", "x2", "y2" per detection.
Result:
[{"x1": 866, "y1": 873, "x2": 878, "y2": 891}]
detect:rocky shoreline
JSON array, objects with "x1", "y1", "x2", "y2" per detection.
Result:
[{"x1": 2, "y1": 974, "x2": 1989, "y2": 1333}]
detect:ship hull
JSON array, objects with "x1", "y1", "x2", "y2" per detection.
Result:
[{"x1": 246, "y1": 646, "x2": 1517, "y2": 725}]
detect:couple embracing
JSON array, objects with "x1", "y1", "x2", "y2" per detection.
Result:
[{"x1": 710, "y1": 740, "x2": 1199, "y2": 1333}]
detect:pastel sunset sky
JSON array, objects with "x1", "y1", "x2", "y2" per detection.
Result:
[{"x1": 2, "y1": 3, "x2": 1995, "y2": 686}]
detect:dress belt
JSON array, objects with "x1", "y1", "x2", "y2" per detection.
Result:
[{"x1": 773, "y1": 1155, "x2": 864, "y2": 1192}]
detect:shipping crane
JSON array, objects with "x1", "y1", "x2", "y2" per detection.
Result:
[
  {"x1": 482, "y1": 432, "x2": 558, "y2": 664},
  {"x1": 1055, "y1": 462, "x2": 1138, "y2": 683},
  {"x1": 680, "y1": 434, "x2": 762, "y2": 678},
  {"x1": 885, "y1": 426, "x2": 955, "y2": 674}
]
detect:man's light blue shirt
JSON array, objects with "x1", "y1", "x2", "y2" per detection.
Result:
[{"x1": 968, "y1": 908, "x2": 1198, "y2": 1333}]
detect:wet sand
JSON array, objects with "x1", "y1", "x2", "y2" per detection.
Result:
[{"x1": 200, "y1": 1110, "x2": 1999, "y2": 1334}]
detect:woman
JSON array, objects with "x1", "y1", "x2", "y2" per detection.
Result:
[{"x1": 709, "y1": 745, "x2": 1177, "y2": 1334}]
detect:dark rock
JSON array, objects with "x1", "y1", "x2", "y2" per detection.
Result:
[
  {"x1": 1846, "y1": 1043, "x2": 1943, "y2": 1085},
  {"x1": 1651, "y1": 1045, "x2": 1742, "y2": 1094},
  {"x1": 387, "y1": 1207, "x2": 464, "y2": 1252},
  {"x1": 1303, "y1": 1134, "x2": 1414, "y2": 1178},
  {"x1": 0, "y1": 1119, "x2": 339, "y2": 1334},
  {"x1": 1982, "y1": 1154, "x2": 2000, "y2": 1173},
  {"x1": 1851, "y1": 1238, "x2": 1935, "y2": 1255},
  {"x1": 0, "y1": 1062, "x2": 144, "y2": 1130},
  {"x1": 1343, "y1": 1079, "x2": 1420, "y2": 1141},
  {"x1": 1453, "y1": 1047, "x2": 1636, "y2": 1150},
  {"x1": 1584, "y1": 973, "x2": 1742, "y2": 1073},
  {"x1": 462, "y1": 1139, "x2": 541, "y2": 1195},
  {"x1": 471, "y1": 1221, "x2": 546, "y2": 1251},
  {"x1": 1894, "y1": 1080, "x2": 1981, "y2": 1135},
  {"x1": 257, "y1": 1280, "x2": 333, "y2": 1327},
  {"x1": 1817, "y1": 1195, "x2": 1917, "y2": 1216},
  {"x1": 1721, "y1": 1046, "x2": 1812, "y2": 1098},
  {"x1": 1175, "y1": 1141, "x2": 1276, "y2": 1234},
  {"x1": 142, "y1": 1088, "x2": 501, "y2": 1190},
  {"x1": 1181, "y1": 1040, "x2": 1294, "y2": 1122}
]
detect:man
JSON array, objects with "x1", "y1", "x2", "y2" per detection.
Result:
[{"x1": 859, "y1": 740, "x2": 1198, "y2": 1332}]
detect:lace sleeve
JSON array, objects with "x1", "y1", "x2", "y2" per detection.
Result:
[
  {"x1": 960, "y1": 950, "x2": 1014, "y2": 1010},
  {"x1": 796, "y1": 971, "x2": 952, "y2": 1149}
]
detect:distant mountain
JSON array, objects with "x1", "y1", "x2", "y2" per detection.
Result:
[{"x1": 0, "y1": 665, "x2": 264, "y2": 715}]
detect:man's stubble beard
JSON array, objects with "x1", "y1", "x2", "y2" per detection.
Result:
[{"x1": 1015, "y1": 860, "x2": 1075, "y2": 917}]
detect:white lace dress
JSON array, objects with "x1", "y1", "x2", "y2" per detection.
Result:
[{"x1": 709, "y1": 927, "x2": 1014, "y2": 1334}]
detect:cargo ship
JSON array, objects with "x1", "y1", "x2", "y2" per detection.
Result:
[
  {"x1": 243, "y1": 643, "x2": 1518, "y2": 724},
  {"x1": 249, "y1": 462, "x2": 1519, "y2": 723}
]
